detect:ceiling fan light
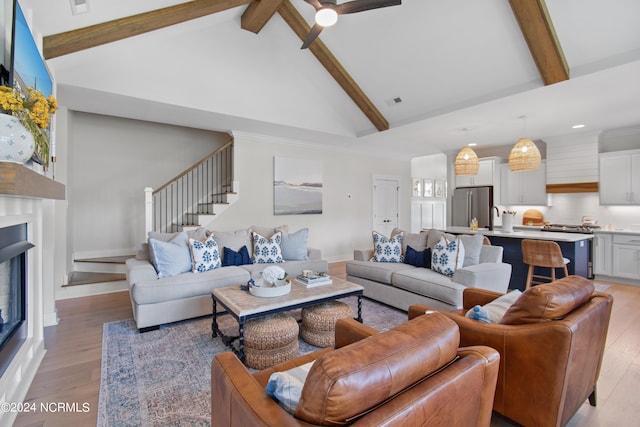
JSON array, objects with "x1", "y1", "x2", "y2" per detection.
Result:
[
  {"x1": 315, "y1": 8, "x2": 338, "y2": 27},
  {"x1": 455, "y1": 146, "x2": 480, "y2": 176},
  {"x1": 509, "y1": 137, "x2": 541, "y2": 172}
]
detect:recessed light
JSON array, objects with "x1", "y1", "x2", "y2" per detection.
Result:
[
  {"x1": 468, "y1": 143, "x2": 477, "y2": 147},
  {"x1": 572, "y1": 124, "x2": 585, "y2": 129},
  {"x1": 70, "y1": 0, "x2": 89, "y2": 15}
]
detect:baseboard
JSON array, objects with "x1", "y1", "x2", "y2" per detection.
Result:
[{"x1": 594, "y1": 275, "x2": 640, "y2": 287}]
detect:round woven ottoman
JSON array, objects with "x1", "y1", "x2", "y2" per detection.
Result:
[
  {"x1": 243, "y1": 313, "x2": 299, "y2": 370},
  {"x1": 301, "y1": 301, "x2": 354, "y2": 347}
]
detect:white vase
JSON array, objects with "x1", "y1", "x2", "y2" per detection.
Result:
[
  {"x1": 502, "y1": 213, "x2": 515, "y2": 233},
  {"x1": 0, "y1": 113, "x2": 35, "y2": 163}
]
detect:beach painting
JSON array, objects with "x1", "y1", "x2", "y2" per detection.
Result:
[{"x1": 274, "y1": 157, "x2": 323, "y2": 215}]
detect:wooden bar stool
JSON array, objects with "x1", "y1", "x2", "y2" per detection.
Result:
[{"x1": 521, "y1": 239, "x2": 570, "y2": 289}]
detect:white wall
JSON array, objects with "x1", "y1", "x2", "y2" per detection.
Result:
[
  {"x1": 68, "y1": 112, "x2": 230, "y2": 257},
  {"x1": 207, "y1": 132, "x2": 412, "y2": 262}
]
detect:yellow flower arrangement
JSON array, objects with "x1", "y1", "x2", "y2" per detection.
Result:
[{"x1": 0, "y1": 85, "x2": 57, "y2": 164}]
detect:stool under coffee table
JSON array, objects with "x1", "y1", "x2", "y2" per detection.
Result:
[{"x1": 211, "y1": 276, "x2": 363, "y2": 364}]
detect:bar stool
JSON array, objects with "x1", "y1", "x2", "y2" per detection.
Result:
[{"x1": 521, "y1": 239, "x2": 570, "y2": 289}]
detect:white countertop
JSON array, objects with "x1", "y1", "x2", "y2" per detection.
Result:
[
  {"x1": 443, "y1": 226, "x2": 594, "y2": 242},
  {"x1": 593, "y1": 228, "x2": 640, "y2": 236}
]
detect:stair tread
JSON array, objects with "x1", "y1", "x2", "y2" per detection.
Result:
[
  {"x1": 75, "y1": 255, "x2": 133, "y2": 264},
  {"x1": 64, "y1": 271, "x2": 126, "y2": 287}
]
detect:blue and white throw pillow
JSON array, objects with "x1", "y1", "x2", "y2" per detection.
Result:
[
  {"x1": 431, "y1": 235, "x2": 465, "y2": 277},
  {"x1": 465, "y1": 290, "x2": 523, "y2": 323},
  {"x1": 189, "y1": 234, "x2": 221, "y2": 273},
  {"x1": 371, "y1": 231, "x2": 403, "y2": 263},
  {"x1": 266, "y1": 360, "x2": 315, "y2": 414},
  {"x1": 252, "y1": 231, "x2": 284, "y2": 264}
]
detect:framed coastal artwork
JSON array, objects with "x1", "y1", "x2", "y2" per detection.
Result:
[
  {"x1": 435, "y1": 179, "x2": 445, "y2": 198},
  {"x1": 411, "y1": 178, "x2": 422, "y2": 197},
  {"x1": 423, "y1": 179, "x2": 433, "y2": 197},
  {"x1": 274, "y1": 157, "x2": 323, "y2": 215}
]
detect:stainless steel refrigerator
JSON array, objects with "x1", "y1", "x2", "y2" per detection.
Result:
[{"x1": 452, "y1": 186, "x2": 494, "y2": 229}]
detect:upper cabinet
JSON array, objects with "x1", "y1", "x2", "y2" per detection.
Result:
[
  {"x1": 455, "y1": 159, "x2": 495, "y2": 187},
  {"x1": 500, "y1": 161, "x2": 549, "y2": 206},
  {"x1": 599, "y1": 150, "x2": 640, "y2": 205}
]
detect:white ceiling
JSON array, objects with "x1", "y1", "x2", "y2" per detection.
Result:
[{"x1": 20, "y1": 0, "x2": 640, "y2": 159}]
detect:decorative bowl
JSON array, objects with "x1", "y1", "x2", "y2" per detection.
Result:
[{"x1": 249, "y1": 279, "x2": 291, "y2": 298}]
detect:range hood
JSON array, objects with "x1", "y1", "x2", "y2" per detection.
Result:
[{"x1": 545, "y1": 139, "x2": 599, "y2": 193}]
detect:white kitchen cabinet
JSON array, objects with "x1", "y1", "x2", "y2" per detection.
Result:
[
  {"x1": 593, "y1": 233, "x2": 612, "y2": 276},
  {"x1": 411, "y1": 201, "x2": 446, "y2": 232},
  {"x1": 500, "y1": 161, "x2": 548, "y2": 206},
  {"x1": 599, "y1": 150, "x2": 640, "y2": 205},
  {"x1": 611, "y1": 234, "x2": 640, "y2": 280},
  {"x1": 455, "y1": 159, "x2": 495, "y2": 187}
]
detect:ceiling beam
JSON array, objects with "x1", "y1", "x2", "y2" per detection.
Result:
[
  {"x1": 241, "y1": 0, "x2": 285, "y2": 34},
  {"x1": 277, "y1": 0, "x2": 389, "y2": 131},
  {"x1": 43, "y1": 0, "x2": 251, "y2": 59},
  {"x1": 508, "y1": 0, "x2": 569, "y2": 85}
]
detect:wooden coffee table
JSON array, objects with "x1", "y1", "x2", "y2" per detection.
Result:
[{"x1": 211, "y1": 277, "x2": 363, "y2": 363}]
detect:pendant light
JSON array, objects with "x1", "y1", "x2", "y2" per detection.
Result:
[
  {"x1": 509, "y1": 116, "x2": 541, "y2": 172},
  {"x1": 454, "y1": 128, "x2": 479, "y2": 176}
]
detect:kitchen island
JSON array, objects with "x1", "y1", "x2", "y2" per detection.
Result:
[{"x1": 443, "y1": 226, "x2": 593, "y2": 290}]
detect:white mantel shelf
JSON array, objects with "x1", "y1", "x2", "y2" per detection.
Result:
[
  {"x1": 443, "y1": 226, "x2": 594, "y2": 242},
  {"x1": 0, "y1": 162, "x2": 65, "y2": 200}
]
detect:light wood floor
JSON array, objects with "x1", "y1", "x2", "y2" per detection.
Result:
[{"x1": 12, "y1": 264, "x2": 640, "y2": 427}]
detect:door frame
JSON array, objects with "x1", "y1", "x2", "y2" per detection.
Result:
[{"x1": 372, "y1": 174, "x2": 401, "y2": 234}]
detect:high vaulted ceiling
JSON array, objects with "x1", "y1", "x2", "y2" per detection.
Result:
[{"x1": 20, "y1": 0, "x2": 640, "y2": 159}]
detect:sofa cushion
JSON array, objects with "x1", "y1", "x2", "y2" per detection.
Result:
[
  {"x1": 222, "y1": 245, "x2": 251, "y2": 267},
  {"x1": 295, "y1": 313, "x2": 459, "y2": 425},
  {"x1": 280, "y1": 228, "x2": 309, "y2": 261},
  {"x1": 392, "y1": 268, "x2": 465, "y2": 306},
  {"x1": 431, "y1": 235, "x2": 465, "y2": 277},
  {"x1": 188, "y1": 234, "x2": 222, "y2": 273},
  {"x1": 213, "y1": 228, "x2": 253, "y2": 263},
  {"x1": 346, "y1": 260, "x2": 414, "y2": 285},
  {"x1": 371, "y1": 231, "x2": 403, "y2": 262},
  {"x1": 501, "y1": 276, "x2": 595, "y2": 325},
  {"x1": 252, "y1": 231, "x2": 284, "y2": 264},
  {"x1": 148, "y1": 232, "x2": 192, "y2": 278},
  {"x1": 460, "y1": 234, "x2": 484, "y2": 267},
  {"x1": 404, "y1": 246, "x2": 431, "y2": 268}
]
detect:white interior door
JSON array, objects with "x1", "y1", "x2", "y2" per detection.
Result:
[{"x1": 373, "y1": 176, "x2": 400, "y2": 236}]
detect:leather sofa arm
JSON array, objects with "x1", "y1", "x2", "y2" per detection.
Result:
[
  {"x1": 353, "y1": 249, "x2": 373, "y2": 261},
  {"x1": 462, "y1": 288, "x2": 504, "y2": 309},
  {"x1": 211, "y1": 352, "x2": 306, "y2": 427},
  {"x1": 334, "y1": 318, "x2": 379, "y2": 349}
]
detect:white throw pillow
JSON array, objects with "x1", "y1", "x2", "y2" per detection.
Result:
[
  {"x1": 188, "y1": 234, "x2": 221, "y2": 273},
  {"x1": 252, "y1": 231, "x2": 284, "y2": 264},
  {"x1": 371, "y1": 231, "x2": 403, "y2": 262},
  {"x1": 431, "y1": 235, "x2": 465, "y2": 277},
  {"x1": 265, "y1": 361, "x2": 315, "y2": 414},
  {"x1": 466, "y1": 290, "x2": 523, "y2": 323},
  {"x1": 148, "y1": 231, "x2": 192, "y2": 278}
]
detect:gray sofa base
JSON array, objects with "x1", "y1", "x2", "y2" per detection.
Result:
[{"x1": 346, "y1": 275, "x2": 459, "y2": 312}]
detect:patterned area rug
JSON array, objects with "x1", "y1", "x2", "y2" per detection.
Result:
[{"x1": 97, "y1": 297, "x2": 406, "y2": 427}]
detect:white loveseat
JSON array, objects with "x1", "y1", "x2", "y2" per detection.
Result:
[
  {"x1": 346, "y1": 228, "x2": 511, "y2": 312},
  {"x1": 126, "y1": 226, "x2": 328, "y2": 331}
]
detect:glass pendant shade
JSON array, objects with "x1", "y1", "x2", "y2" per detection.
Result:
[
  {"x1": 454, "y1": 146, "x2": 480, "y2": 175},
  {"x1": 315, "y1": 8, "x2": 338, "y2": 26},
  {"x1": 509, "y1": 137, "x2": 541, "y2": 172}
]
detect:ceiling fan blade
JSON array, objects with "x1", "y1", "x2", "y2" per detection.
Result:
[
  {"x1": 336, "y1": 0, "x2": 401, "y2": 15},
  {"x1": 301, "y1": 23, "x2": 324, "y2": 49},
  {"x1": 304, "y1": 0, "x2": 325, "y2": 11}
]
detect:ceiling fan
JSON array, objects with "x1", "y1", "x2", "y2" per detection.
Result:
[{"x1": 301, "y1": 0, "x2": 402, "y2": 49}]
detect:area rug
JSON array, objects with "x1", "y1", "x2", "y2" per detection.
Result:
[{"x1": 96, "y1": 297, "x2": 407, "y2": 427}]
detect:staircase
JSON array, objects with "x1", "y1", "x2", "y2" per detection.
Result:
[
  {"x1": 148, "y1": 140, "x2": 238, "y2": 233},
  {"x1": 67, "y1": 141, "x2": 238, "y2": 286}
]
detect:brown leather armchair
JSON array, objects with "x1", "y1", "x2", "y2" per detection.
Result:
[
  {"x1": 409, "y1": 275, "x2": 613, "y2": 427},
  {"x1": 212, "y1": 312, "x2": 500, "y2": 426}
]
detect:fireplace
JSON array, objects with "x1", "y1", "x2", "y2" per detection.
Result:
[{"x1": 0, "y1": 223, "x2": 33, "y2": 377}]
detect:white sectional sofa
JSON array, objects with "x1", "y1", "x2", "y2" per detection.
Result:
[
  {"x1": 346, "y1": 228, "x2": 511, "y2": 312},
  {"x1": 126, "y1": 226, "x2": 328, "y2": 331}
]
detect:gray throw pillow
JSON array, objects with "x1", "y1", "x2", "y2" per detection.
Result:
[
  {"x1": 213, "y1": 228, "x2": 253, "y2": 263},
  {"x1": 281, "y1": 228, "x2": 309, "y2": 260},
  {"x1": 460, "y1": 234, "x2": 484, "y2": 267}
]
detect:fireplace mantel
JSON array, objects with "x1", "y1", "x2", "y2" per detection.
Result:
[{"x1": 0, "y1": 163, "x2": 65, "y2": 200}]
